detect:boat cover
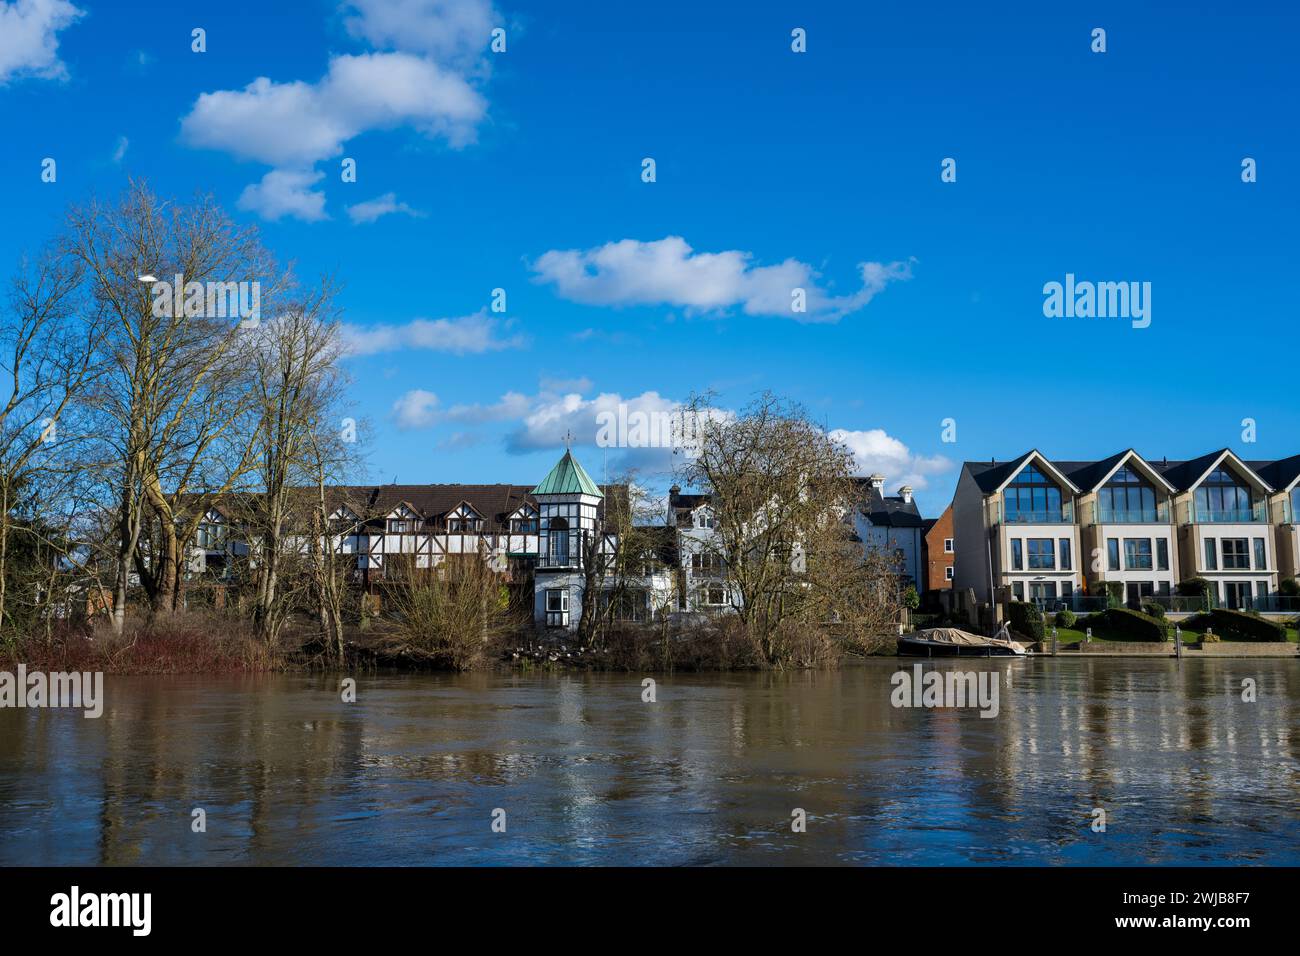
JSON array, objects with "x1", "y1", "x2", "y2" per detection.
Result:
[{"x1": 916, "y1": 627, "x2": 1026, "y2": 654}]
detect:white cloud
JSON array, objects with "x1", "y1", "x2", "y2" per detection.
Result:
[
  {"x1": 531, "y1": 236, "x2": 914, "y2": 322},
  {"x1": 237, "y1": 169, "x2": 329, "y2": 223},
  {"x1": 346, "y1": 191, "x2": 422, "y2": 224},
  {"x1": 342, "y1": 0, "x2": 496, "y2": 69},
  {"x1": 0, "y1": 0, "x2": 83, "y2": 86},
  {"x1": 111, "y1": 135, "x2": 128, "y2": 164},
  {"x1": 178, "y1": 0, "x2": 496, "y2": 221},
  {"x1": 830, "y1": 428, "x2": 952, "y2": 491},
  {"x1": 341, "y1": 310, "x2": 525, "y2": 356},
  {"x1": 392, "y1": 389, "x2": 440, "y2": 428}
]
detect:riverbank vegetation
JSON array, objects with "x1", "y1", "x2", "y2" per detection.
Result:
[{"x1": 0, "y1": 185, "x2": 903, "y2": 674}]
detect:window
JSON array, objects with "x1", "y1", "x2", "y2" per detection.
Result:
[
  {"x1": 510, "y1": 518, "x2": 537, "y2": 533},
  {"x1": 548, "y1": 517, "x2": 570, "y2": 565},
  {"x1": 691, "y1": 552, "x2": 723, "y2": 574},
  {"x1": 197, "y1": 513, "x2": 226, "y2": 549},
  {"x1": 1204, "y1": 538, "x2": 1217, "y2": 571},
  {"x1": 387, "y1": 519, "x2": 414, "y2": 534},
  {"x1": 703, "y1": 585, "x2": 726, "y2": 606},
  {"x1": 1029, "y1": 582, "x2": 1056, "y2": 603},
  {"x1": 1061, "y1": 581, "x2": 1073, "y2": 597},
  {"x1": 1059, "y1": 538, "x2": 1072, "y2": 571},
  {"x1": 944, "y1": 566, "x2": 954, "y2": 581},
  {"x1": 1123, "y1": 538, "x2": 1153, "y2": 570},
  {"x1": 695, "y1": 511, "x2": 716, "y2": 529},
  {"x1": 448, "y1": 518, "x2": 482, "y2": 533},
  {"x1": 1195, "y1": 468, "x2": 1254, "y2": 520},
  {"x1": 943, "y1": 538, "x2": 954, "y2": 554},
  {"x1": 1107, "y1": 538, "x2": 1120, "y2": 571},
  {"x1": 1003, "y1": 463, "x2": 1062, "y2": 523},
  {"x1": 1253, "y1": 537, "x2": 1266, "y2": 570},
  {"x1": 1027, "y1": 538, "x2": 1055, "y2": 570},
  {"x1": 1156, "y1": 538, "x2": 1169, "y2": 571},
  {"x1": 546, "y1": 589, "x2": 568, "y2": 613},
  {"x1": 1099, "y1": 466, "x2": 1158, "y2": 521},
  {"x1": 1222, "y1": 538, "x2": 1249, "y2": 570},
  {"x1": 1011, "y1": 539, "x2": 1023, "y2": 570}
]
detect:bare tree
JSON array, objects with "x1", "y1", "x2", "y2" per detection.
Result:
[
  {"x1": 245, "y1": 286, "x2": 347, "y2": 642},
  {"x1": 677, "y1": 392, "x2": 898, "y2": 664},
  {"x1": 0, "y1": 251, "x2": 103, "y2": 633},
  {"x1": 61, "y1": 181, "x2": 288, "y2": 633}
]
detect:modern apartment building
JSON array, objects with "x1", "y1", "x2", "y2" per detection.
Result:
[{"x1": 953, "y1": 448, "x2": 1292, "y2": 611}]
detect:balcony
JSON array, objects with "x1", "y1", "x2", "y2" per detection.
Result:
[
  {"x1": 1191, "y1": 505, "x2": 1267, "y2": 524},
  {"x1": 999, "y1": 501, "x2": 1075, "y2": 525},
  {"x1": 1091, "y1": 504, "x2": 1170, "y2": 524}
]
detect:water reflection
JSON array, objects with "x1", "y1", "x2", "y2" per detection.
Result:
[{"x1": 0, "y1": 659, "x2": 1296, "y2": 865}]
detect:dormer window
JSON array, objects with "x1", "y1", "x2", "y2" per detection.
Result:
[
  {"x1": 387, "y1": 505, "x2": 420, "y2": 534},
  {"x1": 509, "y1": 505, "x2": 538, "y2": 533},
  {"x1": 447, "y1": 503, "x2": 484, "y2": 533},
  {"x1": 695, "y1": 509, "x2": 716, "y2": 529}
]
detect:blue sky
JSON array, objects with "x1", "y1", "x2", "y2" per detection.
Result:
[{"x1": 1, "y1": 0, "x2": 1296, "y2": 516}]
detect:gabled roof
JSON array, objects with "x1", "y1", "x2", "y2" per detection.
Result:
[
  {"x1": 1150, "y1": 448, "x2": 1273, "y2": 493},
  {"x1": 963, "y1": 450, "x2": 1081, "y2": 495},
  {"x1": 1057, "y1": 449, "x2": 1177, "y2": 493},
  {"x1": 1251, "y1": 455, "x2": 1300, "y2": 494},
  {"x1": 532, "y1": 450, "x2": 603, "y2": 497}
]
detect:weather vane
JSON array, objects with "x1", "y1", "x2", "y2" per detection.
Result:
[{"x1": 563, "y1": 429, "x2": 574, "y2": 451}]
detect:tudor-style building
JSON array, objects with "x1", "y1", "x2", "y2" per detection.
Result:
[{"x1": 189, "y1": 450, "x2": 695, "y2": 632}]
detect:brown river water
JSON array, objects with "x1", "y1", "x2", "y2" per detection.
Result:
[{"x1": 1, "y1": 657, "x2": 1297, "y2": 865}]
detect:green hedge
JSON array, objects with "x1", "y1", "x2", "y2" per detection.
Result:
[
  {"x1": 1100, "y1": 607, "x2": 1168, "y2": 642},
  {"x1": 1008, "y1": 601, "x2": 1045, "y2": 641},
  {"x1": 1186, "y1": 608, "x2": 1285, "y2": 642}
]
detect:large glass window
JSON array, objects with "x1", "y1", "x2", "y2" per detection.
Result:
[
  {"x1": 1222, "y1": 538, "x2": 1249, "y2": 569},
  {"x1": 1027, "y1": 538, "x2": 1055, "y2": 570},
  {"x1": 1099, "y1": 466, "x2": 1158, "y2": 520},
  {"x1": 1011, "y1": 539, "x2": 1023, "y2": 570},
  {"x1": 1204, "y1": 538, "x2": 1217, "y2": 571},
  {"x1": 1107, "y1": 538, "x2": 1120, "y2": 571},
  {"x1": 1156, "y1": 538, "x2": 1169, "y2": 571},
  {"x1": 1059, "y1": 538, "x2": 1072, "y2": 571},
  {"x1": 1123, "y1": 538, "x2": 1153, "y2": 570},
  {"x1": 1253, "y1": 537, "x2": 1267, "y2": 570},
  {"x1": 1195, "y1": 468, "x2": 1254, "y2": 520},
  {"x1": 1003, "y1": 464, "x2": 1062, "y2": 523}
]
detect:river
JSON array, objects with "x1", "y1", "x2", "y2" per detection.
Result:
[{"x1": 1, "y1": 658, "x2": 1296, "y2": 865}]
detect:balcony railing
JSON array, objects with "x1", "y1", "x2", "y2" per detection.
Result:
[
  {"x1": 1192, "y1": 506, "x2": 1267, "y2": 524},
  {"x1": 1000, "y1": 501, "x2": 1075, "y2": 525},
  {"x1": 1092, "y1": 504, "x2": 1170, "y2": 524},
  {"x1": 1032, "y1": 594, "x2": 1106, "y2": 614}
]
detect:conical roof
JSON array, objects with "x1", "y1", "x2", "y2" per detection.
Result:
[{"x1": 532, "y1": 450, "x2": 603, "y2": 497}]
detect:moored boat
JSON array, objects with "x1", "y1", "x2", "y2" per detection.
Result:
[{"x1": 897, "y1": 627, "x2": 1026, "y2": 658}]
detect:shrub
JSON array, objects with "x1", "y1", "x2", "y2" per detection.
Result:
[
  {"x1": 1195, "y1": 608, "x2": 1285, "y2": 642},
  {"x1": 1178, "y1": 577, "x2": 1213, "y2": 605},
  {"x1": 1093, "y1": 581, "x2": 1124, "y2": 609},
  {"x1": 1100, "y1": 607, "x2": 1168, "y2": 642},
  {"x1": 1054, "y1": 608, "x2": 1076, "y2": 629},
  {"x1": 1280, "y1": 577, "x2": 1300, "y2": 597},
  {"x1": 1008, "y1": 601, "x2": 1044, "y2": 641},
  {"x1": 1142, "y1": 602, "x2": 1166, "y2": 619}
]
